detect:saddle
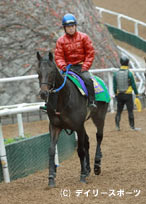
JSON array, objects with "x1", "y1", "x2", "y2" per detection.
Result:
[{"x1": 66, "y1": 71, "x2": 110, "y2": 103}]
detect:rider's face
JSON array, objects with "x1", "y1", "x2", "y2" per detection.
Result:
[{"x1": 65, "y1": 25, "x2": 76, "y2": 35}]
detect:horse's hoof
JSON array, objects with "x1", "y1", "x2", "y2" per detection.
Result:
[
  {"x1": 94, "y1": 165, "x2": 101, "y2": 175},
  {"x1": 80, "y1": 175, "x2": 87, "y2": 183},
  {"x1": 86, "y1": 168, "x2": 91, "y2": 177},
  {"x1": 49, "y1": 178, "x2": 56, "y2": 188},
  {"x1": 48, "y1": 183, "x2": 56, "y2": 188}
]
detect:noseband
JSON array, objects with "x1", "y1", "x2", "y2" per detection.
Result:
[{"x1": 40, "y1": 82, "x2": 55, "y2": 92}]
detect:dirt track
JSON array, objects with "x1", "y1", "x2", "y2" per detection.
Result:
[
  {"x1": 0, "y1": 109, "x2": 146, "y2": 204},
  {"x1": 93, "y1": 0, "x2": 146, "y2": 22},
  {"x1": 93, "y1": 0, "x2": 146, "y2": 58}
]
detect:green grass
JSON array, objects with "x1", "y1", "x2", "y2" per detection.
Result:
[{"x1": 4, "y1": 133, "x2": 32, "y2": 145}]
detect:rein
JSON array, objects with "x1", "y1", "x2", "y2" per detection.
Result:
[
  {"x1": 40, "y1": 64, "x2": 71, "y2": 93},
  {"x1": 52, "y1": 64, "x2": 71, "y2": 93}
]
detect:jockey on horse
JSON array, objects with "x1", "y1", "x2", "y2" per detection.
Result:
[{"x1": 54, "y1": 13, "x2": 97, "y2": 110}]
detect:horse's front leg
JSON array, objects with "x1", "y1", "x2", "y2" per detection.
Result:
[{"x1": 48, "y1": 123, "x2": 61, "y2": 187}]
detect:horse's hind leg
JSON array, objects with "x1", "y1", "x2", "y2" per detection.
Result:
[
  {"x1": 92, "y1": 103, "x2": 108, "y2": 175},
  {"x1": 94, "y1": 131, "x2": 103, "y2": 175},
  {"x1": 77, "y1": 126, "x2": 88, "y2": 183}
]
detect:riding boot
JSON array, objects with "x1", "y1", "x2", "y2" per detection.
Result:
[
  {"x1": 75, "y1": 69, "x2": 97, "y2": 109},
  {"x1": 115, "y1": 114, "x2": 120, "y2": 131},
  {"x1": 86, "y1": 79, "x2": 97, "y2": 109}
]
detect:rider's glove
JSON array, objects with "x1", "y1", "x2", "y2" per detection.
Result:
[{"x1": 62, "y1": 67, "x2": 66, "y2": 72}]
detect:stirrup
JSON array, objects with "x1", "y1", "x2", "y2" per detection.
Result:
[{"x1": 89, "y1": 102, "x2": 97, "y2": 109}]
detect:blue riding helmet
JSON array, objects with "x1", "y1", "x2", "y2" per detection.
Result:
[{"x1": 62, "y1": 13, "x2": 77, "y2": 26}]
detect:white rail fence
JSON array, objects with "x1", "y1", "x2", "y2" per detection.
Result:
[
  {"x1": 96, "y1": 6, "x2": 146, "y2": 39},
  {"x1": 0, "y1": 123, "x2": 10, "y2": 183}
]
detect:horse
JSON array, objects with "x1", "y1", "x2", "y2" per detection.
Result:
[{"x1": 36, "y1": 51, "x2": 109, "y2": 187}]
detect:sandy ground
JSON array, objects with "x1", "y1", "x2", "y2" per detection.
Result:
[
  {"x1": 92, "y1": 0, "x2": 146, "y2": 22},
  {"x1": 0, "y1": 109, "x2": 146, "y2": 204}
]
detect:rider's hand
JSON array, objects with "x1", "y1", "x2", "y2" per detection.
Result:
[
  {"x1": 62, "y1": 67, "x2": 66, "y2": 72},
  {"x1": 81, "y1": 68, "x2": 86, "y2": 73}
]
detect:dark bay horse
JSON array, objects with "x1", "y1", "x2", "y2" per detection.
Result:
[{"x1": 36, "y1": 51, "x2": 109, "y2": 187}]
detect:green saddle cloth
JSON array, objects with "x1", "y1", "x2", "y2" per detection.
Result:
[{"x1": 67, "y1": 74, "x2": 110, "y2": 103}]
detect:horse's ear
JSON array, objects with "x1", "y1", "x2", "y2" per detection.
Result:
[
  {"x1": 49, "y1": 52, "x2": 53, "y2": 62},
  {"x1": 37, "y1": 52, "x2": 42, "y2": 61}
]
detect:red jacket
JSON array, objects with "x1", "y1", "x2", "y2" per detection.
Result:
[{"x1": 55, "y1": 31, "x2": 95, "y2": 71}]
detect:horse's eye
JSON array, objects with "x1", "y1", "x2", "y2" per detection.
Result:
[
  {"x1": 38, "y1": 74, "x2": 42, "y2": 79},
  {"x1": 37, "y1": 72, "x2": 41, "y2": 81}
]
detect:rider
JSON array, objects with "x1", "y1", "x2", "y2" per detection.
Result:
[
  {"x1": 113, "y1": 55, "x2": 139, "y2": 131},
  {"x1": 55, "y1": 13, "x2": 97, "y2": 109}
]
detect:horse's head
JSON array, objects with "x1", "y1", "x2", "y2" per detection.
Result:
[{"x1": 36, "y1": 51, "x2": 56, "y2": 101}]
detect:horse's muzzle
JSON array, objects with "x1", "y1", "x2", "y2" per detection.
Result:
[{"x1": 39, "y1": 90, "x2": 49, "y2": 100}]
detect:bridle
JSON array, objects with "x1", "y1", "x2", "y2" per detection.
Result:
[
  {"x1": 39, "y1": 62, "x2": 72, "y2": 111},
  {"x1": 40, "y1": 82, "x2": 55, "y2": 93},
  {"x1": 40, "y1": 64, "x2": 71, "y2": 94}
]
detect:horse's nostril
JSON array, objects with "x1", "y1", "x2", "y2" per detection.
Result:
[
  {"x1": 41, "y1": 93, "x2": 45, "y2": 99},
  {"x1": 40, "y1": 90, "x2": 48, "y2": 100}
]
